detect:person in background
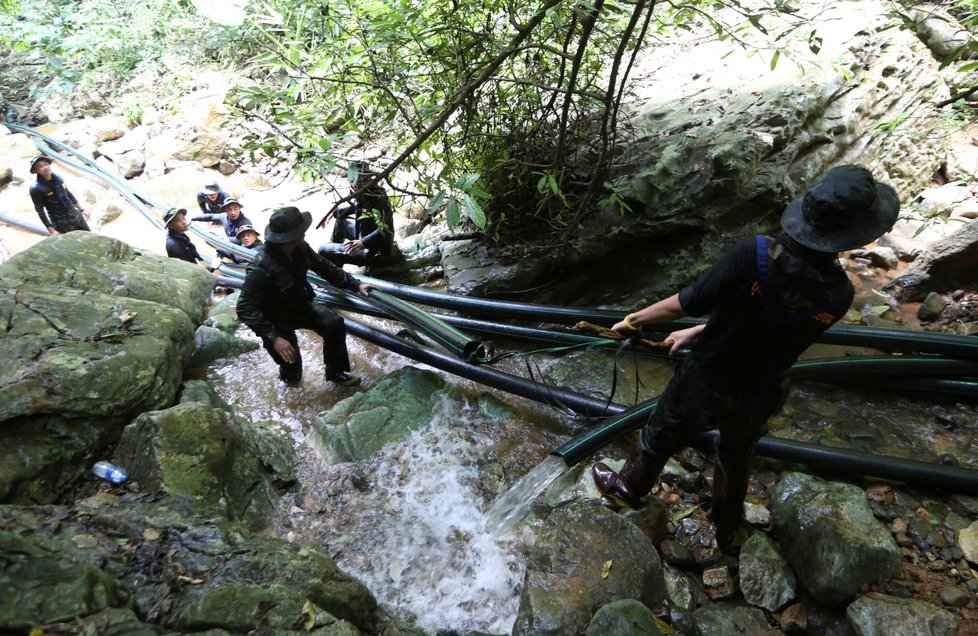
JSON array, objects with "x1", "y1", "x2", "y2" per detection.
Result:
[
  {"x1": 192, "y1": 197, "x2": 252, "y2": 243},
  {"x1": 28, "y1": 156, "x2": 91, "y2": 235},
  {"x1": 237, "y1": 206, "x2": 371, "y2": 386},
  {"x1": 196, "y1": 179, "x2": 231, "y2": 215},
  {"x1": 222, "y1": 224, "x2": 264, "y2": 264},
  {"x1": 164, "y1": 207, "x2": 213, "y2": 269},
  {"x1": 316, "y1": 161, "x2": 394, "y2": 267},
  {"x1": 591, "y1": 165, "x2": 899, "y2": 552}
]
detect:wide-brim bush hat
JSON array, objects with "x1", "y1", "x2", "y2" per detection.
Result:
[
  {"x1": 203, "y1": 180, "x2": 221, "y2": 194},
  {"x1": 235, "y1": 224, "x2": 258, "y2": 239},
  {"x1": 163, "y1": 207, "x2": 188, "y2": 228},
  {"x1": 221, "y1": 198, "x2": 242, "y2": 210},
  {"x1": 29, "y1": 156, "x2": 53, "y2": 173},
  {"x1": 781, "y1": 164, "x2": 900, "y2": 252},
  {"x1": 264, "y1": 206, "x2": 312, "y2": 244}
]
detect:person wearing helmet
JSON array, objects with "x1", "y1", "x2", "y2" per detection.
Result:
[
  {"x1": 590, "y1": 165, "x2": 900, "y2": 553},
  {"x1": 196, "y1": 179, "x2": 231, "y2": 215},
  {"x1": 316, "y1": 161, "x2": 394, "y2": 267},
  {"x1": 28, "y1": 156, "x2": 91, "y2": 234}
]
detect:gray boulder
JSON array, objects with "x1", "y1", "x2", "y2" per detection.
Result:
[
  {"x1": 513, "y1": 502, "x2": 666, "y2": 635},
  {"x1": 188, "y1": 324, "x2": 258, "y2": 368},
  {"x1": 846, "y1": 592, "x2": 961, "y2": 636},
  {"x1": 885, "y1": 220, "x2": 978, "y2": 300},
  {"x1": 0, "y1": 233, "x2": 213, "y2": 504},
  {"x1": 771, "y1": 472, "x2": 900, "y2": 604}
]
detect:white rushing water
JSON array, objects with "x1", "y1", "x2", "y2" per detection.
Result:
[{"x1": 329, "y1": 393, "x2": 535, "y2": 634}]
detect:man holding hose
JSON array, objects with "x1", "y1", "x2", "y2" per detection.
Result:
[{"x1": 592, "y1": 165, "x2": 899, "y2": 551}]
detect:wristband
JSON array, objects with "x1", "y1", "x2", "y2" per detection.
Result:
[{"x1": 623, "y1": 315, "x2": 640, "y2": 331}]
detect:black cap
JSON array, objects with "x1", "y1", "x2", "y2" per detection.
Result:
[{"x1": 264, "y1": 207, "x2": 312, "y2": 243}]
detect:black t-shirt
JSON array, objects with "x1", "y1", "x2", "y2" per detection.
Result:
[{"x1": 678, "y1": 235, "x2": 854, "y2": 386}]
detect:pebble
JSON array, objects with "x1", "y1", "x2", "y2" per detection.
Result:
[
  {"x1": 939, "y1": 586, "x2": 971, "y2": 607},
  {"x1": 780, "y1": 603, "x2": 807, "y2": 633},
  {"x1": 702, "y1": 566, "x2": 735, "y2": 600}
]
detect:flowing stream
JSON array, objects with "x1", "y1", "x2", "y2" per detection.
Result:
[{"x1": 203, "y1": 300, "x2": 978, "y2": 634}]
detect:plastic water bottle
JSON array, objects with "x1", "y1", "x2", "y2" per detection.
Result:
[{"x1": 92, "y1": 461, "x2": 128, "y2": 485}]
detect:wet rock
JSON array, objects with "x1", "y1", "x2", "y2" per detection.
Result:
[
  {"x1": 312, "y1": 366, "x2": 449, "y2": 462},
  {"x1": 188, "y1": 324, "x2": 258, "y2": 368},
  {"x1": 770, "y1": 472, "x2": 900, "y2": 604},
  {"x1": 702, "y1": 565, "x2": 735, "y2": 600},
  {"x1": 779, "y1": 602, "x2": 807, "y2": 632},
  {"x1": 541, "y1": 348, "x2": 666, "y2": 406},
  {"x1": 513, "y1": 502, "x2": 666, "y2": 635},
  {"x1": 584, "y1": 599, "x2": 664, "y2": 636},
  {"x1": 846, "y1": 592, "x2": 960, "y2": 636},
  {"x1": 739, "y1": 533, "x2": 797, "y2": 612},
  {"x1": 178, "y1": 379, "x2": 232, "y2": 411},
  {"x1": 744, "y1": 501, "x2": 771, "y2": 526},
  {"x1": 663, "y1": 564, "x2": 709, "y2": 610},
  {"x1": 659, "y1": 538, "x2": 696, "y2": 568},
  {"x1": 957, "y1": 520, "x2": 978, "y2": 566},
  {"x1": 865, "y1": 246, "x2": 899, "y2": 270},
  {"x1": 0, "y1": 499, "x2": 378, "y2": 634},
  {"x1": 115, "y1": 402, "x2": 288, "y2": 531},
  {"x1": 938, "y1": 585, "x2": 971, "y2": 608},
  {"x1": 692, "y1": 603, "x2": 781, "y2": 636},
  {"x1": 918, "y1": 292, "x2": 948, "y2": 322}
]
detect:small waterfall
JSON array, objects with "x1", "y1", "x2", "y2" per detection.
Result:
[{"x1": 482, "y1": 454, "x2": 570, "y2": 535}]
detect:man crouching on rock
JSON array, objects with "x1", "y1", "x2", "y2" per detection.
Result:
[
  {"x1": 591, "y1": 165, "x2": 899, "y2": 552},
  {"x1": 237, "y1": 206, "x2": 372, "y2": 386}
]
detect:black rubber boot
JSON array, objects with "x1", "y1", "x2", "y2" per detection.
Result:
[
  {"x1": 711, "y1": 446, "x2": 753, "y2": 552},
  {"x1": 592, "y1": 442, "x2": 666, "y2": 508}
]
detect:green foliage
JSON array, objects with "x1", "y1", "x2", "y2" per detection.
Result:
[
  {"x1": 0, "y1": 0, "x2": 244, "y2": 99},
  {"x1": 229, "y1": 0, "x2": 820, "y2": 244}
]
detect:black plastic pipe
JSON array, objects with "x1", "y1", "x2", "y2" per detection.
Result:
[
  {"x1": 357, "y1": 275, "x2": 978, "y2": 360},
  {"x1": 364, "y1": 289, "x2": 490, "y2": 364}
]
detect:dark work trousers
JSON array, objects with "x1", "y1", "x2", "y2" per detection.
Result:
[
  {"x1": 263, "y1": 305, "x2": 351, "y2": 382},
  {"x1": 639, "y1": 357, "x2": 789, "y2": 544},
  {"x1": 318, "y1": 217, "x2": 376, "y2": 266},
  {"x1": 51, "y1": 212, "x2": 91, "y2": 233}
]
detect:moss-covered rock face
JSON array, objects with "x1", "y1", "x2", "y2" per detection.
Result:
[
  {"x1": 0, "y1": 232, "x2": 214, "y2": 324},
  {"x1": 0, "y1": 498, "x2": 378, "y2": 634},
  {"x1": 312, "y1": 366, "x2": 450, "y2": 462},
  {"x1": 115, "y1": 402, "x2": 293, "y2": 532},
  {"x1": 0, "y1": 233, "x2": 213, "y2": 505}
]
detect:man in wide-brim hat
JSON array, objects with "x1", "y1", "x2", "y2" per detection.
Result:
[
  {"x1": 588, "y1": 164, "x2": 899, "y2": 552},
  {"x1": 236, "y1": 206, "x2": 373, "y2": 386}
]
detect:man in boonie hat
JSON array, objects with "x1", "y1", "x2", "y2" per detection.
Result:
[
  {"x1": 196, "y1": 179, "x2": 231, "y2": 215},
  {"x1": 588, "y1": 164, "x2": 899, "y2": 553},
  {"x1": 191, "y1": 196, "x2": 253, "y2": 244},
  {"x1": 237, "y1": 206, "x2": 373, "y2": 386},
  {"x1": 28, "y1": 155, "x2": 91, "y2": 235},
  {"x1": 163, "y1": 207, "x2": 210, "y2": 268}
]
